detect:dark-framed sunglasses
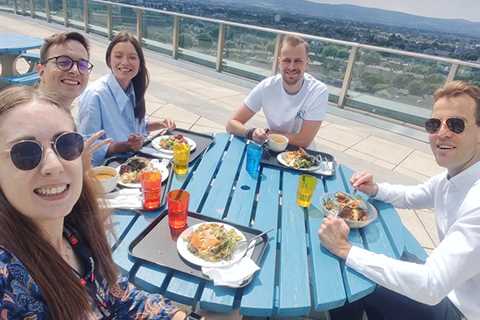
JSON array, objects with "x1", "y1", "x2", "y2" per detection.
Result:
[
  {"x1": 8, "y1": 132, "x2": 84, "y2": 171},
  {"x1": 424, "y1": 117, "x2": 466, "y2": 134},
  {"x1": 44, "y1": 55, "x2": 94, "y2": 74}
]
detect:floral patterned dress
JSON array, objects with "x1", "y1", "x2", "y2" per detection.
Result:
[{"x1": 0, "y1": 248, "x2": 178, "y2": 319}]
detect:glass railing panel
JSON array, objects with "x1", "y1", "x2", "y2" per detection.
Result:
[
  {"x1": 111, "y1": 5, "x2": 136, "y2": 35},
  {"x1": 142, "y1": 10, "x2": 173, "y2": 54},
  {"x1": 33, "y1": 0, "x2": 46, "y2": 18},
  {"x1": 455, "y1": 65, "x2": 480, "y2": 87},
  {"x1": 307, "y1": 40, "x2": 350, "y2": 101},
  {"x1": 348, "y1": 48, "x2": 449, "y2": 125},
  {"x1": 48, "y1": 0, "x2": 64, "y2": 23},
  {"x1": 223, "y1": 25, "x2": 275, "y2": 80},
  {"x1": 87, "y1": 2, "x2": 108, "y2": 35},
  {"x1": 177, "y1": 17, "x2": 218, "y2": 68},
  {"x1": 66, "y1": 0, "x2": 83, "y2": 26},
  {"x1": 0, "y1": 0, "x2": 14, "y2": 11}
]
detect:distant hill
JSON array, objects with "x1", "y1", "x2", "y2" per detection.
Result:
[{"x1": 205, "y1": 0, "x2": 480, "y2": 38}]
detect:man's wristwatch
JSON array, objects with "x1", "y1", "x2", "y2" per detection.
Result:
[
  {"x1": 186, "y1": 312, "x2": 205, "y2": 320},
  {"x1": 246, "y1": 127, "x2": 256, "y2": 140}
]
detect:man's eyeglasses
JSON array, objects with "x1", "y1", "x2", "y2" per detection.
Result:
[
  {"x1": 424, "y1": 117, "x2": 466, "y2": 134},
  {"x1": 44, "y1": 55, "x2": 94, "y2": 74},
  {"x1": 8, "y1": 132, "x2": 84, "y2": 171}
]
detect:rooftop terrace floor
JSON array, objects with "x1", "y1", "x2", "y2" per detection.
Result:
[{"x1": 0, "y1": 12, "x2": 440, "y2": 253}]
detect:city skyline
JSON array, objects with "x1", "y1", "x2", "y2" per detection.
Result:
[{"x1": 307, "y1": 0, "x2": 480, "y2": 22}]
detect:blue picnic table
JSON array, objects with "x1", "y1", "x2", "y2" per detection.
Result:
[
  {"x1": 110, "y1": 133, "x2": 419, "y2": 318},
  {"x1": 0, "y1": 32, "x2": 42, "y2": 87}
]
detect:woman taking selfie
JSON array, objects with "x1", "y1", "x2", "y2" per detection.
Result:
[
  {"x1": 0, "y1": 86, "x2": 186, "y2": 319},
  {"x1": 78, "y1": 31, "x2": 175, "y2": 166}
]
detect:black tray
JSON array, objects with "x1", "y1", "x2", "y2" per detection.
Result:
[
  {"x1": 128, "y1": 211, "x2": 269, "y2": 286},
  {"x1": 139, "y1": 128, "x2": 214, "y2": 164},
  {"x1": 261, "y1": 145, "x2": 336, "y2": 177}
]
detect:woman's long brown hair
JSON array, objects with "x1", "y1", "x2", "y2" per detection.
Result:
[
  {"x1": 0, "y1": 86, "x2": 118, "y2": 319},
  {"x1": 105, "y1": 31, "x2": 149, "y2": 121}
]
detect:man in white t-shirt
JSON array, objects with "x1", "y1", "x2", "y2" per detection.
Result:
[
  {"x1": 226, "y1": 35, "x2": 328, "y2": 147},
  {"x1": 319, "y1": 81, "x2": 480, "y2": 320}
]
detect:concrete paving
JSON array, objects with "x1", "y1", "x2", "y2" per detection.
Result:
[{"x1": 0, "y1": 12, "x2": 441, "y2": 251}]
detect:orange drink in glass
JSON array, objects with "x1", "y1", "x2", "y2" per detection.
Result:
[
  {"x1": 168, "y1": 190, "x2": 189, "y2": 229},
  {"x1": 140, "y1": 169, "x2": 162, "y2": 210}
]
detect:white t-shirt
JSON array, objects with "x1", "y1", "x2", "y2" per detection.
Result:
[{"x1": 244, "y1": 73, "x2": 328, "y2": 133}]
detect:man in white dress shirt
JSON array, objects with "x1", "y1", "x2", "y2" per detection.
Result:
[
  {"x1": 226, "y1": 35, "x2": 328, "y2": 147},
  {"x1": 319, "y1": 81, "x2": 480, "y2": 320}
]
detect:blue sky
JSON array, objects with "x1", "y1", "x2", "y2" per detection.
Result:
[{"x1": 307, "y1": 0, "x2": 480, "y2": 22}]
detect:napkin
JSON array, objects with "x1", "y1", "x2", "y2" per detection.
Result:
[
  {"x1": 201, "y1": 246, "x2": 260, "y2": 288},
  {"x1": 103, "y1": 188, "x2": 143, "y2": 209}
]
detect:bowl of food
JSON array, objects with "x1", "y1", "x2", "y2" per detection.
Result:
[
  {"x1": 321, "y1": 192, "x2": 378, "y2": 228},
  {"x1": 267, "y1": 134, "x2": 289, "y2": 152},
  {"x1": 91, "y1": 166, "x2": 119, "y2": 193}
]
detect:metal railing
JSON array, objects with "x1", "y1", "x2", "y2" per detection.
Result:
[{"x1": 2, "y1": 0, "x2": 480, "y2": 126}]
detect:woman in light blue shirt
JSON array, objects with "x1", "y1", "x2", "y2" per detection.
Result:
[{"x1": 78, "y1": 31, "x2": 175, "y2": 165}]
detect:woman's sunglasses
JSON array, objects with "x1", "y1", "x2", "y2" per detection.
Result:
[
  {"x1": 424, "y1": 117, "x2": 466, "y2": 134},
  {"x1": 9, "y1": 132, "x2": 84, "y2": 171}
]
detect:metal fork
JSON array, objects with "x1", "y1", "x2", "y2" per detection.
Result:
[{"x1": 237, "y1": 228, "x2": 274, "y2": 258}]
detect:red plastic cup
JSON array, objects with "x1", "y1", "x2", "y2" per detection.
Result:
[
  {"x1": 140, "y1": 170, "x2": 162, "y2": 210},
  {"x1": 168, "y1": 189, "x2": 189, "y2": 229}
]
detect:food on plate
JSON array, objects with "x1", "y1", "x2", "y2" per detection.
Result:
[
  {"x1": 322, "y1": 191, "x2": 368, "y2": 222},
  {"x1": 158, "y1": 134, "x2": 189, "y2": 150},
  {"x1": 282, "y1": 148, "x2": 318, "y2": 169},
  {"x1": 118, "y1": 158, "x2": 150, "y2": 184},
  {"x1": 184, "y1": 223, "x2": 242, "y2": 262}
]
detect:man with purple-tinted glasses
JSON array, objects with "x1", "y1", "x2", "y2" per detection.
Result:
[{"x1": 36, "y1": 31, "x2": 109, "y2": 168}]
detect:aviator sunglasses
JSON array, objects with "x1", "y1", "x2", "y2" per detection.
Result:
[
  {"x1": 8, "y1": 132, "x2": 84, "y2": 171},
  {"x1": 424, "y1": 117, "x2": 467, "y2": 134}
]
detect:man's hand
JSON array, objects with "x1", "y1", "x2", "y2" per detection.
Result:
[
  {"x1": 252, "y1": 128, "x2": 269, "y2": 143},
  {"x1": 82, "y1": 130, "x2": 112, "y2": 172},
  {"x1": 127, "y1": 133, "x2": 144, "y2": 151},
  {"x1": 350, "y1": 171, "x2": 378, "y2": 197},
  {"x1": 318, "y1": 215, "x2": 352, "y2": 259},
  {"x1": 160, "y1": 118, "x2": 176, "y2": 130}
]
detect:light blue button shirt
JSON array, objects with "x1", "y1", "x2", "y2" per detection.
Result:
[{"x1": 78, "y1": 73, "x2": 148, "y2": 166}]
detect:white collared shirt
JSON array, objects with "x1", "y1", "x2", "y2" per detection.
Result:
[{"x1": 346, "y1": 161, "x2": 480, "y2": 319}]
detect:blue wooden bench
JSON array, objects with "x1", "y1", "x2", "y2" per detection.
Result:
[
  {"x1": 0, "y1": 72, "x2": 39, "y2": 86},
  {"x1": 20, "y1": 51, "x2": 40, "y2": 72}
]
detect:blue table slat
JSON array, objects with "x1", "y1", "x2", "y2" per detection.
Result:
[
  {"x1": 402, "y1": 225, "x2": 428, "y2": 262},
  {"x1": 373, "y1": 201, "x2": 405, "y2": 258},
  {"x1": 307, "y1": 179, "x2": 347, "y2": 311},
  {"x1": 198, "y1": 137, "x2": 250, "y2": 311},
  {"x1": 200, "y1": 136, "x2": 246, "y2": 219},
  {"x1": 109, "y1": 211, "x2": 138, "y2": 248},
  {"x1": 240, "y1": 167, "x2": 280, "y2": 317},
  {"x1": 184, "y1": 134, "x2": 230, "y2": 210},
  {"x1": 165, "y1": 134, "x2": 233, "y2": 306},
  {"x1": 277, "y1": 172, "x2": 311, "y2": 316},
  {"x1": 340, "y1": 167, "x2": 399, "y2": 259},
  {"x1": 223, "y1": 144, "x2": 258, "y2": 226},
  {"x1": 324, "y1": 166, "x2": 375, "y2": 303},
  {"x1": 0, "y1": 33, "x2": 42, "y2": 53}
]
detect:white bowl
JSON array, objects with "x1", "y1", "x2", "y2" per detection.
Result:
[
  {"x1": 267, "y1": 134, "x2": 289, "y2": 152},
  {"x1": 91, "y1": 166, "x2": 119, "y2": 193}
]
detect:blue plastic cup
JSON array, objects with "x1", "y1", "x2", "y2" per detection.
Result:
[{"x1": 246, "y1": 143, "x2": 262, "y2": 178}]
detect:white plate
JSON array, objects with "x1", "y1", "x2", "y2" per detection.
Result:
[
  {"x1": 321, "y1": 193, "x2": 378, "y2": 228},
  {"x1": 177, "y1": 222, "x2": 247, "y2": 268},
  {"x1": 276, "y1": 151, "x2": 322, "y2": 172},
  {"x1": 151, "y1": 135, "x2": 197, "y2": 154},
  {"x1": 116, "y1": 158, "x2": 169, "y2": 188}
]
